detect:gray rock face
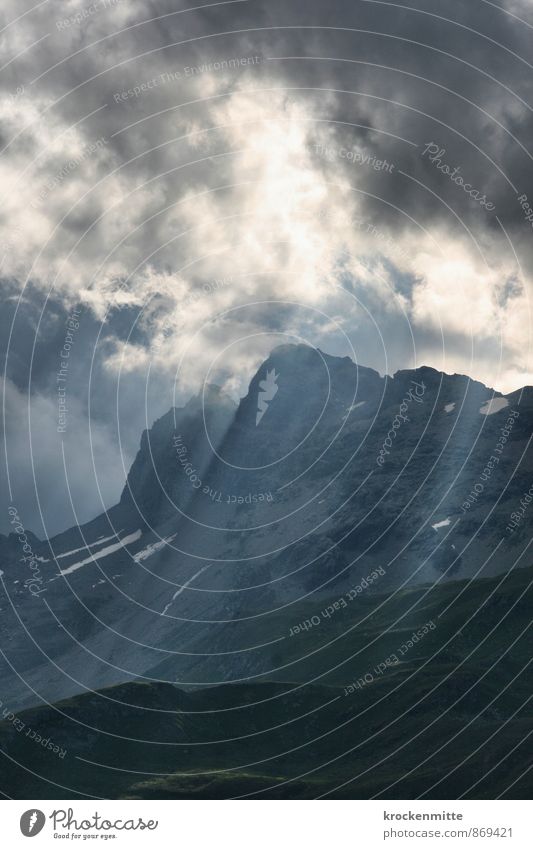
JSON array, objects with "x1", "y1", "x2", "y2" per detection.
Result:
[{"x1": 1, "y1": 344, "x2": 531, "y2": 711}]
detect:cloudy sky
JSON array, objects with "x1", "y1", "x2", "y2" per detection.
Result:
[{"x1": 1, "y1": 0, "x2": 533, "y2": 536}]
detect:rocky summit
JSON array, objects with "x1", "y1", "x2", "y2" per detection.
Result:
[{"x1": 1, "y1": 344, "x2": 531, "y2": 712}]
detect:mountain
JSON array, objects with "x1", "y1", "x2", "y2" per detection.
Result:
[{"x1": 0, "y1": 343, "x2": 531, "y2": 721}]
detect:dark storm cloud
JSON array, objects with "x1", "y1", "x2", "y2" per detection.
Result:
[
  {"x1": 5, "y1": 0, "x2": 531, "y2": 244},
  {"x1": 1, "y1": 0, "x2": 533, "y2": 535},
  {"x1": 0, "y1": 283, "x2": 178, "y2": 535}
]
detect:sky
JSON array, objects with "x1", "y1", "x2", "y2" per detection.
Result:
[{"x1": 1, "y1": 0, "x2": 533, "y2": 536}]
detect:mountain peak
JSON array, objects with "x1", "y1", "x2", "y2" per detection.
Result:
[
  {"x1": 255, "y1": 343, "x2": 383, "y2": 382},
  {"x1": 184, "y1": 382, "x2": 236, "y2": 411}
]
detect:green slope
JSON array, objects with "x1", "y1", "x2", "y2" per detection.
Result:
[{"x1": 1, "y1": 565, "x2": 531, "y2": 799}]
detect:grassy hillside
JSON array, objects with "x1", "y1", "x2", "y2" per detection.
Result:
[{"x1": 1, "y1": 565, "x2": 531, "y2": 799}]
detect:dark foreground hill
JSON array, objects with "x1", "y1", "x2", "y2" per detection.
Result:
[{"x1": 1, "y1": 564, "x2": 531, "y2": 799}]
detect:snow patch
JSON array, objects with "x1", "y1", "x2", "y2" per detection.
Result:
[
  {"x1": 480, "y1": 397, "x2": 509, "y2": 416},
  {"x1": 56, "y1": 532, "x2": 122, "y2": 560},
  {"x1": 432, "y1": 518, "x2": 451, "y2": 530},
  {"x1": 161, "y1": 564, "x2": 211, "y2": 616},
  {"x1": 59, "y1": 530, "x2": 142, "y2": 576},
  {"x1": 134, "y1": 534, "x2": 177, "y2": 563},
  {"x1": 342, "y1": 401, "x2": 366, "y2": 421}
]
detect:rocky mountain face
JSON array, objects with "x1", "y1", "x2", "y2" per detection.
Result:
[{"x1": 0, "y1": 344, "x2": 531, "y2": 711}]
